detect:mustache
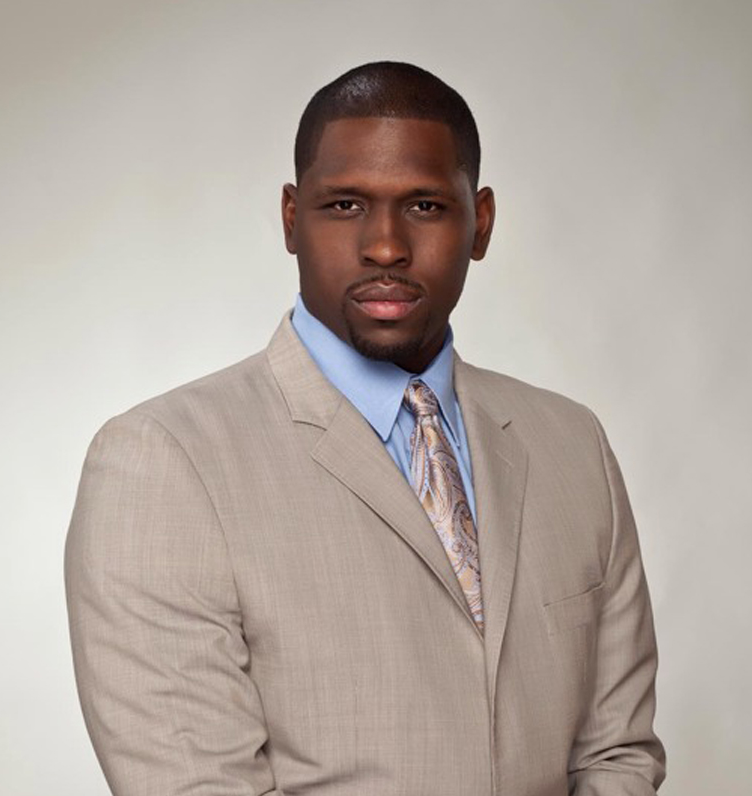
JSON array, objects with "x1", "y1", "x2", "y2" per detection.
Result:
[{"x1": 345, "y1": 273, "x2": 425, "y2": 297}]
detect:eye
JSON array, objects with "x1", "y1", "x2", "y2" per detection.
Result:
[
  {"x1": 410, "y1": 200, "x2": 443, "y2": 215},
  {"x1": 326, "y1": 199, "x2": 362, "y2": 215}
]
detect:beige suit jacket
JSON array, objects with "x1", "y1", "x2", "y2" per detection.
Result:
[{"x1": 65, "y1": 313, "x2": 665, "y2": 796}]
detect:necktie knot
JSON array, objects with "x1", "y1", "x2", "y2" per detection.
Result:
[{"x1": 403, "y1": 380, "x2": 439, "y2": 418}]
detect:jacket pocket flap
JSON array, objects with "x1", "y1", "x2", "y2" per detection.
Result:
[{"x1": 543, "y1": 582, "x2": 604, "y2": 635}]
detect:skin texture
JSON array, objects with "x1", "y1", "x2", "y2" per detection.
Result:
[{"x1": 282, "y1": 117, "x2": 495, "y2": 373}]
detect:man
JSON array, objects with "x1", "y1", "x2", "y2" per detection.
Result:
[{"x1": 66, "y1": 62, "x2": 665, "y2": 795}]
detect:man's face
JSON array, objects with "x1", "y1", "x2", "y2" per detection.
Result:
[{"x1": 282, "y1": 117, "x2": 494, "y2": 372}]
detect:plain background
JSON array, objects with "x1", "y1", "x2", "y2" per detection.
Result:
[{"x1": 1, "y1": 0, "x2": 750, "y2": 793}]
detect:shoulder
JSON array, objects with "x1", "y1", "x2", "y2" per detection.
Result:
[
  {"x1": 457, "y1": 359, "x2": 600, "y2": 440},
  {"x1": 93, "y1": 347, "x2": 283, "y2": 450},
  {"x1": 457, "y1": 360, "x2": 620, "y2": 534}
]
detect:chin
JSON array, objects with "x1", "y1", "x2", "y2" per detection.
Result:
[
  {"x1": 345, "y1": 310, "x2": 435, "y2": 371},
  {"x1": 349, "y1": 330, "x2": 423, "y2": 366}
]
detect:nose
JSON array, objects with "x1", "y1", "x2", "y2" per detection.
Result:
[{"x1": 359, "y1": 207, "x2": 411, "y2": 268}]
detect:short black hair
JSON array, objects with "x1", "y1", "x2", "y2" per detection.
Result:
[{"x1": 294, "y1": 61, "x2": 481, "y2": 191}]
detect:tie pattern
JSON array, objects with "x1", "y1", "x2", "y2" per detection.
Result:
[{"x1": 403, "y1": 381, "x2": 484, "y2": 631}]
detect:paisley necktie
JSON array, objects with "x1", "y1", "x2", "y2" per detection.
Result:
[{"x1": 403, "y1": 380, "x2": 484, "y2": 632}]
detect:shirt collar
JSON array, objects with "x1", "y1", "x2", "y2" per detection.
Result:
[{"x1": 290, "y1": 294, "x2": 461, "y2": 446}]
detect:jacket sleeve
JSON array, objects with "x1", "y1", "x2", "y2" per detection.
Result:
[
  {"x1": 65, "y1": 411, "x2": 283, "y2": 796},
  {"x1": 568, "y1": 412, "x2": 666, "y2": 795}
]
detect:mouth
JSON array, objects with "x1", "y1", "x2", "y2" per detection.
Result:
[{"x1": 349, "y1": 281, "x2": 423, "y2": 321}]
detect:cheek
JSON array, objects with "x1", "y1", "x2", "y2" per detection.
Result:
[
  {"x1": 419, "y1": 241, "x2": 472, "y2": 294},
  {"x1": 298, "y1": 229, "x2": 357, "y2": 286},
  {"x1": 415, "y1": 220, "x2": 474, "y2": 262},
  {"x1": 300, "y1": 221, "x2": 357, "y2": 259}
]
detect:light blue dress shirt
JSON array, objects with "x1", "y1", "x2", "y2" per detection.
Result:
[{"x1": 290, "y1": 294, "x2": 477, "y2": 521}]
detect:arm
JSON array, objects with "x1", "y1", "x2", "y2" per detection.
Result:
[
  {"x1": 568, "y1": 412, "x2": 666, "y2": 795},
  {"x1": 65, "y1": 411, "x2": 283, "y2": 795}
]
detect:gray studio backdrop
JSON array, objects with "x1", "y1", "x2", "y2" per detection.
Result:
[{"x1": 1, "y1": 1, "x2": 750, "y2": 794}]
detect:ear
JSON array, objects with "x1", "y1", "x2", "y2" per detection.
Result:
[
  {"x1": 471, "y1": 186, "x2": 495, "y2": 261},
  {"x1": 281, "y1": 183, "x2": 298, "y2": 254}
]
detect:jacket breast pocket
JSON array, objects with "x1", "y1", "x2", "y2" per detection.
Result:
[
  {"x1": 542, "y1": 583, "x2": 604, "y2": 686},
  {"x1": 543, "y1": 582, "x2": 604, "y2": 635}
]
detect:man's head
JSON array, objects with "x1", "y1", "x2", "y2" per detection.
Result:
[
  {"x1": 294, "y1": 61, "x2": 482, "y2": 192},
  {"x1": 283, "y1": 61, "x2": 495, "y2": 373}
]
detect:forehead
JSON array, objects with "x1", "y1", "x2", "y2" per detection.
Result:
[{"x1": 303, "y1": 117, "x2": 464, "y2": 186}]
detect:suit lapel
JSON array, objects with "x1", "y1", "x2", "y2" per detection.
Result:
[
  {"x1": 265, "y1": 314, "x2": 477, "y2": 630},
  {"x1": 454, "y1": 357, "x2": 529, "y2": 705},
  {"x1": 312, "y1": 399, "x2": 476, "y2": 625}
]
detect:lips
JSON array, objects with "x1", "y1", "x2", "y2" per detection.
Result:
[{"x1": 349, "y1": 281, "x2": 423, "y2": 321}]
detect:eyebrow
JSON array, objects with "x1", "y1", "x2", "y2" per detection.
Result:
[
  {"x1": 313, "y1": 185, "x2": 457, "y2": 201},
  {"x1": 313, "y1": 186, "x2": 368, "y2": 199}
]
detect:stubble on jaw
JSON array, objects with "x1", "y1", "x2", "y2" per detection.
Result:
[{"x1": 344, "y1": 311, "x2": 432, "y2": 372}]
